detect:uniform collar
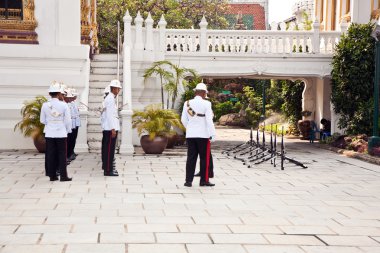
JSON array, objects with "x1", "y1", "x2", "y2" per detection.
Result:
[
  {"x1": 51, "y1": 98, "x2": 59, "y2": 101},
  {"x1": 195, "y1": 95, "x2": 203, "y2": 100}
]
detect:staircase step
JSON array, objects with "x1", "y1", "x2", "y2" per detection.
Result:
[
  {"x1": 89, "y1": 81, "x2": 124, "y2": 88},
  {"x1": 91, "y1": 61, "x2": 123, "y2": 68},
  {"x1": 90, "y1": 74, "x2": 121, "y2": 82},
  {"x1": 89, "y1": 96, "x2": 105, "y2": 103},
  {"x1": 89, "y1": 88, "x2": 106, "y2": 96},
  {"x1": 91, "y1": 68, "x2": 122, "y2": 75},
  {"x1": 93, "y1": 54, "x2": 118, "y2": 61},
  {"x1": 88, "y1": 141, "x2": 102, "y2": 150}
]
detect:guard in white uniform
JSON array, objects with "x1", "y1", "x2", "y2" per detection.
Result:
[
  {"x1": 65, "y1": 89, "x2": 76, "y2": 161},
  {"x1": 40, "y1": 82, "x2": 73, "y2": 182},
  {"x1": 181, "y1": 83, "x2": 216, "y2": 187},
  {"x1": 101, "y1": 80, "x2": 122, "y2": 176},
  {"x1": 71, "y1": 89, "x2": 81, "y2": 158}
]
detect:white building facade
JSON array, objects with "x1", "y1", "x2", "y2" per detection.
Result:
[{"x1": 0, "y1": 0, "x2": 377, "y2": 151}]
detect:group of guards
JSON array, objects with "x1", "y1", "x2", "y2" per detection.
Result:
[
  {"x1": 40, "y1": 82, "x2": 80, "y2": 181},
  {"x1": 40, "y1": 79, "x2": 216, "y2": 187}
]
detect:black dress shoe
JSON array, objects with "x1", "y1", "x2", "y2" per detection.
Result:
[
  {"x1": 200, "y1": 182, "x2": 215, "y2": 187},
  {"x1": 60, "y1": 177, "x2": 72, "y2": 182},
  {"x1": 104, "y1": 172, "x2": 119, "y2": 176},
  {"x1": 69, "y1": 154, "x2": 76, "y2": 161},
  {"x1": 50, "y1": 176, "x2": 58, "y2": 181},
  {"x1": 194, "y1": 172, "x2": 200, "y2": 177},
  {"x1": 184, "y1": 182, "x2": 192, "y2": 187}
]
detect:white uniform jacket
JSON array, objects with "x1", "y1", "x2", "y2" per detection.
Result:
[
  {"x1": 71, "y1": 101, "x2": 81, "y2": 128},
  {"x1": 181, "y1": 95, "x2": 216, "y2": 138},
  {"x1": 67, "y1": 102, "x2": 76, "y2": 129},
  {"x1": 103, "y1": 93, "x2": 120, "y2": 131},
  {"x1": 40, "y1": 98, "x2": 72, "y2": 138}
]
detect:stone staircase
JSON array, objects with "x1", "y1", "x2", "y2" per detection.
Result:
[{"x1": 88, "y1": 54, "x2": 122, "y2": 152}]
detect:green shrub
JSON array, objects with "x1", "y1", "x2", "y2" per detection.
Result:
[
  {"x1": 214, "y1": 101, "x2": 238, "y2": 120},
  {"x1": 331, "y1": 23, "x2": 375, "y2": 135}
]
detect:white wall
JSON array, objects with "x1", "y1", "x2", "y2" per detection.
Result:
[{"x1": 0, "y1": 0, "x2": 89, "y2": 150}]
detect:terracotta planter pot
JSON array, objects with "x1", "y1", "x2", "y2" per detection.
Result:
[
  {"x1": 140, "y1": 135, "x2": 168, "y2": 154},
  {"x1": 166, "y1": 134, "x2": 177, "y2": 149},
  {"x1": 33, "y1": 135, "x2": 46, "y2": 153},
  {"x1": 298, "y1": 120, "x2": 312, "y2": 140},
  {"x1": 175, "y1": 135, "x2": 186, "y2": 146}
]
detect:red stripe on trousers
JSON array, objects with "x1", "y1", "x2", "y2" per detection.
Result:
[
  {"x1": 107, "y1": 132, "x2": 112, "y2": 173},
  {"x1": 205, "y1": 139, "x2": 210, "y2": 182}
]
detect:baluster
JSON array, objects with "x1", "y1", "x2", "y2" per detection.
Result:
[
  {"x1": 296, "y1": 35, "x2": 300, "y2": 53},
  {"x1": 246, "y1": 36, "x2": 252, "y2": 53},
  {"x1": 211, "y1": 35, "x2": 216, "y2": 52},
  {"x1": 260, "y1": 36, "x2": 265, "y2": 54},
  {"x1": 302, "y1": 35, "x2": 306, "y2": 53},
  {"x1": 275, "y1": 35, "x2": 280, "y2": 54},
  {"x1": 226, "y1": 36, "x2": 230, "y2": 52},
  {"x1": 231, "y1": 36, "x2": 236, "y2": 52},
  {"x1": 324, "y1": 35, "x2": 329, "y2": 54},
  {"x1": 282, "y1": 35, "x2": 287, "y2": 53},
  {"x1": 253, "y1": 36, "x2": 258, "y2": 54}
]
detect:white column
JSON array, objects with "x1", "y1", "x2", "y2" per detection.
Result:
[
  {"x1": 158, "y1": 15, "x2": 167, "y2": 52},
  {"x1": 120, "y1": 10, "x2": 135, "y2": 155},
  {"x1": 134, "y1": 11, "x2": 144, "y2": 50},
  {"x1": 199, "y1": 16, "x2": 208, "y2": 53},
  {"x1": 145, "y1": 13, "x2": 154, "y2": 51},
  {"x1": 302, "y1": 78, "x2": 316, "y2": 121},
  {"x1": 57, "y1": 0, "x2": 81, "y2": 46},
  {"x1": 351, "y1": 0, "x2": 371, "y2": 24},
  {"x1": 339, "y1": 19, "x2": 349, "y2": 33},
  {"x1": 75, "y1": 58, "x2": 90, "y2": 152},
  {"x1": 312, "y1": 19, "x2": 321, "y2": 53}
]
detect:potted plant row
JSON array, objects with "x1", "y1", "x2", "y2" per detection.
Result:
[
  {"x1": 132, "y1": 104, "x2": 185, "y2": 154},
  {"x1": 14, "y1": 95, "x2": 48, "y2": 153}
]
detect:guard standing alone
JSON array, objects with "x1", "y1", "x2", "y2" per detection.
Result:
[
  {"x1": 181, "y1": 83, "x2": 216, "y2": 187},
  {"x1": 40, "y1": 82, "x2": 73, "y2": 181},
  {"x1": 102, "y1": 80, "x2": 122, "y2": 176}
]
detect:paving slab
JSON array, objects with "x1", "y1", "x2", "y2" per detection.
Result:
[{"x1": 0, "y1": 128, "x2": 380, "y2": 252}]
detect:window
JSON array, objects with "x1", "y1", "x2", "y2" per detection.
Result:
[{"x1": 0, "y1": 0, "x2": 23, "y2": 20}]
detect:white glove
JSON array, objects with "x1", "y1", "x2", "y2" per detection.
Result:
[{"x1": 210, "y1": 135, "x2": 216, "y2": 142}]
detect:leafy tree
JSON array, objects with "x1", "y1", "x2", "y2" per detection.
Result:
[
  {"x1": 331, "y1": 23, "x2": 375, "y2": 135},
  {"x1": 143, "y1": 61, "x2": 173, "y2": 109},
  {"x1": 144, "y1": 60, "x2": 198, "y2": 109},
  {"x1": 97, "y1": 0, "x2": 230, "y2": 52},
  {"x1": 281, "y1": 80, "x2": 304, "y2": 128}
]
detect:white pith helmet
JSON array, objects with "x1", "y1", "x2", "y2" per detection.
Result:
[
  {"x1": 71, "y1": 88, "x2": 78, "y2": 96},
  {"x1": 48, "y1": 81, "x2": 62, "y2": 93},
  {"x1": 60, "y1": 84, "x2": 67, "y2": 95},
  {"x1": 109, "y1": 79, "x2": 122, "y2": 89},
  {"x1": 65, "y1": 88, "x2": 74, "y2": 98},
  {"x1": 193, "y1": 82, "x2": 208, "y2": 93},
  {"x1": 104, "y1": 85, "x2": 110, "y2": 94}
]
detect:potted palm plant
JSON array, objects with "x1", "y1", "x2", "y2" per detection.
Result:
[
  {"x1": 132, "y1": 104, "x2": 184, "y2": 154},
  {"x1": 14, "y1": 95, "x2": 47, "y2": 153}
]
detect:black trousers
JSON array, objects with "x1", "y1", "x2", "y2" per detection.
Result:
[
  {"x1": 101, "y1": 130, "x2": 118, "y2": 174},
  {"x1": 67, "y1": 127, "x2": 78, "y2": 158},
  {"x1": 186, "y1": 138, "x2": 211, "y2": 183},
  {"x1": 45, "y1": 137, "x2": 68, "y2": 178}
]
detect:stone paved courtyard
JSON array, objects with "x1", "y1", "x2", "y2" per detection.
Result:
[{"x1": 1, "y1": 128, "x2": 380, "y2": 253}]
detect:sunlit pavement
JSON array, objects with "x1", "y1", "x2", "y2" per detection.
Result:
[{"x1": 0, "y1": 128, "x2": 379, "y2": 253}]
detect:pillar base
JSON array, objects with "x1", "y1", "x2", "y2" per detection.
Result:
[
  {"x1": 119, "y1": 144, "x2": 135, "y2": 155},
  {"x1": 368, "y1": 136, "x2": 380, "y2": 155},
  {"x1": 119, "y1": 109, "x2": 135, "y2": 155}
]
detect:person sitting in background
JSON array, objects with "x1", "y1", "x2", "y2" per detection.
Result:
[{"x1": 320, "y1": 118, "x2": 331, "y2": 140}]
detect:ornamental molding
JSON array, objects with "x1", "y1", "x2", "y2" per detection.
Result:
[{"x1": 0, "y1": 0, "x2": 38, "y2": 44}]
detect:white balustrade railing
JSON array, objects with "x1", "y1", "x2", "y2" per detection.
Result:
[{"x1": 123, "y1": 11, "x2": 348, "y2": 57}]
